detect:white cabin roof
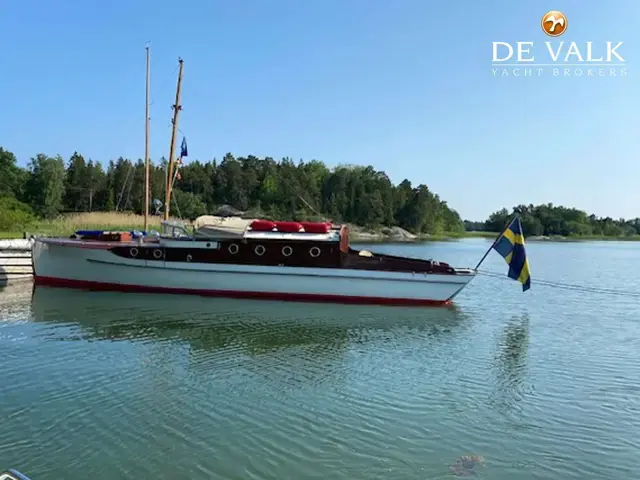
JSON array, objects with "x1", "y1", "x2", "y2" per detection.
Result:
[{"x1": 193, "y1": 215, "x2": 341, "y2": 242}]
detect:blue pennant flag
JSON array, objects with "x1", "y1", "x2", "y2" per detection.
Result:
[
  {"x1": 492, "y1": 217, "x2": 531, "y2": 291},
  {"x1": 180, "y1": 136, "x2": 188, "y2": 158}
]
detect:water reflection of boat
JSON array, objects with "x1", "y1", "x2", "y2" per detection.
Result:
[
  {"x1": 30, "y1": 286, "x2": 470, "y2": 355},
  {"x1": 488, "y1": 314, "x2": 531, "y2": 418},
  {"x1": 0, "y1": 281, "x2": 32, "y2": 320}
]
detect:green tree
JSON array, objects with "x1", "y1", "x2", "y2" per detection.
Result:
[
  {"x1": 479, "y1": 204, "x2": 640, "y2": 237},
  {"x1": 0, "y1": 196, "x2": 35, "y2": 231},
  {"x1": 64, "y1": 151, "x2": 87, "y2": 211},
  {"x1": 171, "y1": 189, "x2": 207, "y2": 220},
  {"x1": 25, "y1": 154, "x2": 66, "y2": 218},
  {"x1": 0, "y1": 147, "x2": 27, "y2": 200},
  {"x1": 2, "y1": 143, "x2": 638, "y2": 238}
]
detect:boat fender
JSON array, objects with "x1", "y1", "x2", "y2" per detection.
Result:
[
  {"x1": 0, "y1": 470, "x2": 32, "y2": 480},
  {"x1": 186, "y1": 254, "x2": 192, "y2": 262}
]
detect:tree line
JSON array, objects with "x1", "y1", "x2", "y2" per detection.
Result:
[
  {"x1": 0, "y1": 146, "x2": 465, "y2": 233},
  {"x1": 465, "y1": 204, "x2": 640, "y2": 237},
  {"x1": 2, "y1": 146, "x2": 638, "y2": 237}
]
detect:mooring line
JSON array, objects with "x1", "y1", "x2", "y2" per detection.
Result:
[{"x1": 477, "y1": 269, "x2": 640, "y2": 297}]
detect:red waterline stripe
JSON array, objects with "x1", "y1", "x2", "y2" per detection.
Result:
[{"x1": 34, "y1": 275, "x2": 451, "y2": 307}]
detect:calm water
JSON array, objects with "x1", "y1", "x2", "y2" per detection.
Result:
[{"x1": 1, "y1": 238, "x2": 639, "y2": 479}]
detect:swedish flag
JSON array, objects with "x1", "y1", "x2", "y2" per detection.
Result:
[
  {"x1": 493, "y1": 217, "x2": 531, "y2": 291},
  {"x1": 180, "y1": 136, "x2": 188, "y2": 158}
]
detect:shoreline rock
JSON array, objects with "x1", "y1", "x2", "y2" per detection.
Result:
[
  {"x1": 527, "y1": 235, "x2": 569, "y2": 241},
  {"x1": 348, "y1": 225, "x2": 418, "y2": 242}
]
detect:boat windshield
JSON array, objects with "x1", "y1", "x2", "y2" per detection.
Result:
[{"x1": 160, "y1": 221, "x2": 193, "y2": 239}]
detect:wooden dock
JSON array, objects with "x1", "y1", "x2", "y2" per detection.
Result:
[{"x1": 0, "y1": 239, "x2": 34, "y2": 286}]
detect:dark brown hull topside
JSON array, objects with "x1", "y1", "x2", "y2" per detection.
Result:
[{"x1": 107, "y1": 237, "x2": 459, "y2": 276}]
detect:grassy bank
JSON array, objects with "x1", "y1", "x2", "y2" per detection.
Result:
[{"x1": 0, "y1": 212, "x2": 165, "y2": 239}]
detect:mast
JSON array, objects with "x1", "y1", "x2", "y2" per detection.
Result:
[
  {"x1": 144, "y1": 45, "x2": 151, "y2": 231},
  {"x1": 164, "y1": 58, "x2": 184, "y2": 220}
]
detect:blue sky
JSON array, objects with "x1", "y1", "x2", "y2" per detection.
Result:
[{"x1": 1, "y1": 0, "x2": 638, "y2": 221}]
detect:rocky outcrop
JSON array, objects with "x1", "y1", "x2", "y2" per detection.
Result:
[
  {"x1": 213, "y1": 205, "x2": 246, "y2": 217},
  {"x1": 348, "y1": 225, "x2": 417, "y2": 241}
]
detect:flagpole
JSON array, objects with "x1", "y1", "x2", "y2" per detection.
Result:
[
  {"x1": 473, "y1": 214, "x2": 518, "y2": 271},
  {"x1": 143, "y1": 44, "x2": 151, "y2": 232},
  {"x1": 164, "y1": 58, "x2": 184, "y2": 221}
]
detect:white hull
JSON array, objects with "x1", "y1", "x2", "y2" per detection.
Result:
[{"x1": 32, "y1": 239, "x2": 476, "y2": 306}]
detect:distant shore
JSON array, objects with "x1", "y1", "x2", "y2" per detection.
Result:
[
  {"x1": 524, "y1": 234, "x2": 640, "y2": 242},
  {"x1": 348, "y1": 227, "x2": 640, "y2": 243}
]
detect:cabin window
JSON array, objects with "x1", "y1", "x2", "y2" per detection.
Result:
[
  {"x1": 228, "y1": 243, "x2": 239, "y2": 255},
  {"x1": 254, "y1": 244, "x2": 266, "y2": 256},
  {"x1": 153, "y1": 249, "x2": 163, "y2": 260},
  {"x1": 309, "y1": 246, "x2": 321, "y2": 258},
  {"x1": 282, "y1": 246, "x2": 293, "y2": 257},
  {"x1": 130, "y1": 247, "x2": 139, "y2": 258}
]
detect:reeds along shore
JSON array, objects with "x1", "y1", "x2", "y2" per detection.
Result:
[
  {"x1": 37, "y1": 212, "x2": 165, "y2": 231},
  {"x1": 0, "y1": 212, "x2": 161, "y2": 239}
]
